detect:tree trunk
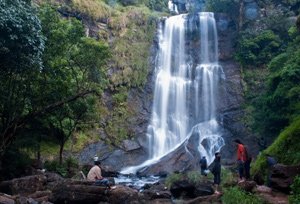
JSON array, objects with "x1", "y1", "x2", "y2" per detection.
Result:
[
  {"x1": 239, "y1": 0, "x2": 244, "y2": 31},
  {"x1": 59, "y1": 143, "x2": 64, "y2": 165}
]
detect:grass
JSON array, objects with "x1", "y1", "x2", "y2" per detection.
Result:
[
  {"x1": 222, "y1": 187, "x2": 265, "y2": 204},
  {"x1": 65, "y1": 130, "x2": 100, "y2": 152},
  {"x1": 71, "y1": 0, "x2": 111, "y2": 20},
  {"x1": 108, "y1": 5, "x2": 158, "y2": 88}
]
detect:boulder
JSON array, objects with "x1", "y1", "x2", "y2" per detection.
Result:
[
  {"x1": 237, "y1": 180, "x2": 256, "y2": 192},
  {"x1": 0, "y1": 193, "x2": 15, "y2": 204},
  {"x1": 44, "y1": 172, "x2": 63, "y2": 183},
  {"x1": 27, "y1": 190, "x2": 52, "y2": 202},
  {"x1": 270, "y1": 164, "x2": 300, "y2": 193},
  {"x1": 0, "y1": 175, "x2": 47, "y2": 195},
  {"x1": 255, "y1": 185, "x2": 288, "y2": 204},
  {"x1": 184, "y1": 193, "x2": 222, "y2": 204},
  {"x1": 141, "y1": 183, "x2": 171, "y2": 200},
  {"x1": 121, "y1": 140, "x2": 141, "y2": 151},
  {"x1": 170, "y1": 180, "x2": 214, "y2": 199},
  {"x1": 137, "y1": 129, "x2": 201, "y2": 176},
  {"x1": 49, "y1": 180, "x2": 109, "y2": 204},
  {"x1": 108, "y1": 185, "x2": 139, "y2": 204}
]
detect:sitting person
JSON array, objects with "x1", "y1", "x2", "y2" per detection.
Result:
[{"x1": 87, "y1": 160, "x2": 110, "y2": 188}]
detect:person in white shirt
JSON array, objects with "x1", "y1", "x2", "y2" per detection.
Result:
[{"x1": 87, "y1": 160, "x2": 110, "y2": 188}]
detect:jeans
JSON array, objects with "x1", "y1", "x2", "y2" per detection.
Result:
[
  {"x1": 95, "y1": 178, "x2": 110, "y2": 187},
  {"x1": 237, "y1": 160, "x2": 244, "y2": 179},
  {"x1": 213, "y1": 173, "x2": 221, "y2": 185},
  {"x1": 244, "y1": 160, "x2": 251, "y2": 179}
]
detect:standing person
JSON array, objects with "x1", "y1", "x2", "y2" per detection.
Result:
[
  {"x1": 244, "y1": 145, "x2": 252, "y2": 180},
  {"x1": 200, "y1": 156, "x2": 208, "y2": 176},
  {"x1": 234, "y1": 139, "x2": 247, "y2": 182},
  {"x1": 210, "y1": 152, "x2": 221, "y2": 194},
  {"x1": 87, "y1": 159, "x2": 111, "y2": 188},
  {"x1": 266, "y1": 154, "x2": 277, "y2": 187}
]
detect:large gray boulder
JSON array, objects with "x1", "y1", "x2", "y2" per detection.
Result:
[{"x1": 137, "y1": 129, "x2": 201, "y2": 176}]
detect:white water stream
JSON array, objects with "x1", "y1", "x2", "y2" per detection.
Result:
[{"x1": 122, "y1": 12, "x2": 225, "y2": 174}]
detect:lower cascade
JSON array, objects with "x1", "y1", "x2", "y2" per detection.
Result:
[{"x1": 122, "y1": 12, "x2": 225, "y2": 174}]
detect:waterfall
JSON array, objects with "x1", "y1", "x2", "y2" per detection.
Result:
[{"x1": 121, "y1": 12, "x2": 225, "y2": 174}]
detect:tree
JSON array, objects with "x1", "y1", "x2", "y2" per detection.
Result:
[
  {"x1": 0, "y1": 0, "x2": 44, "y2": 155},
  {"x1": 0, "y1": 3, "x2": 110, "y2": 162}
]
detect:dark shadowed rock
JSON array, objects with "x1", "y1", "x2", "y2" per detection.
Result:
[
  {"x1": 108, "y1": 185, "x2": 139, "y2": 204},
  {"x1": 0, "y1": 175, "x2": 47, "y2": 195},
  {"x1": 170, "y1": 180, "x2": 214, "y2": 199},
  {"x1": 270, "y1": 164, "x2": 300, "y2": 193},
  {"x1": 48, "y1": 180, "x2": 109, "y2": 204},
  {"x1": 150, "y1": 199, "x2": 173, "y2": 204},
  {"x1": 237, "y1": 180, "x2": 257, "y2": 192},
  {"x1": 184, "y1": 193, "x2": 222, "y2": 204},
  {"x1": 141, "y1": 183, "x2": 171, "y2": 200},
  {"x1": 27, "y1": 190, "x2": 52, "y2": 203},
  {"x1": 45, "y1": 172, "x2": 63, "y2": 183},
  {"x1": 253, "y1": 173, "x2": 265, "y2": 185}
]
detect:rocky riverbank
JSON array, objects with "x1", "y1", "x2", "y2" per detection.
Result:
[{"x1": 0, "y1": 163, "x2": 298, "y2": 203}]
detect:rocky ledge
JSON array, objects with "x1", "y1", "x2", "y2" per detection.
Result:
[{"x1": 0, "y1": 172, "x2": 221, "y2": 204}]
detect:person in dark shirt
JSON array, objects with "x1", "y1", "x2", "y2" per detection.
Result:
[
  {"x1": 210, "y1": 152, "x2": 221, "y2": 194},
  {"x1": 266, "y1": 154, "x2": 277, "y2": 187},
  {"x1": 200, "y1": 156, "x2": 208, "y2": 176}
]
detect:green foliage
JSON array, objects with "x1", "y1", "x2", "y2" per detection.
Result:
[
  {"x1": 221, "y1": 167, "x2": 236, "y2": 188},
  {"x1": 0, "y1": 0, "x2": 45, "y2": 154},
  {"x1": 235, "y1": 30, "x2": 282, "y2": 67},
  {"x1": 253, "y1": 32, "x2": 300, "y2": 137},
  {"x1": 70, "y1": 0, "x2": 111, "y2": 20},
  {"x1": 36, "y1": 5, "x2": 110, "y2": 163},
  {"x1": 108, "y1": 6, "x2": 158, "y2": 88},
  {"x1": 222, "y1": 187, "x2": 264, "y2": 204},
  {"x1": 186, "y1": 171, "x2": 203, "y2": 184},
  {"x1": 289, "y1": 176, "x2": 300, "y2": 204},
  {"x1": 147, "y1": 0, "x2": 168, "y2": 12},
  {"x1": 0, "y1": 145, "x2": 32, "y2": 180},
  {"x1": 44, "y1": 156, "x2": 79, "y2": 177},
  {"x1": 252, "y1": 117, "x2": 300, "y2": 176},
  {"x1": 165, "y1": 172, "x2": 184, "y2": 188},
  {"x1": 0, "y1": 0, "x2": 44, "y2": 71},
  {"x1": 165, "y1": 170, "x2": 219, "y2": 189},
  {"x1": 104, "y1": 97, "x2": 135, "y2": 144},
  {"x1": 206, "y1": 0, "x2": 239, "y2": 19},
  {"x1": 0, "y1": 1, "x2": 110, "y2": 178}
]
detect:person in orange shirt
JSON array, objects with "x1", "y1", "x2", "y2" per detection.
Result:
[{"x1": 234, "y1": 139, "x2": 246, "y2": 182}]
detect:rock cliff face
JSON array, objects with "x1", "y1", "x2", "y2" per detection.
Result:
[{"x1": 77, "y1": 11, "x2": 258, "y2": 173}]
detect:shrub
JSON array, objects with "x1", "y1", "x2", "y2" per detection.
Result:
[
  {"x1": 235, "y1": 30, "x2": 282, "y2": 67},
  {"x1": 165, "y1": 172, "x2": 184, "y2": 188},
  {"x1": 252, "y1": 117, "x2": 300, "y2": 177},
  {"x1": 222, "y1": 187, "x2": 264, "y2": 204},
  {"x1": 45, "y1": 156, "x2": 79, "y2": 177},
  {"x1": 71, "y1": 0, "x2": 111, "y2": 20},
  {"x1": 187, "y1": 171, "x2": 203, "y2": 184},
  {"x1": 289, "y1": 176, "x2": 300, "y2": 204}
]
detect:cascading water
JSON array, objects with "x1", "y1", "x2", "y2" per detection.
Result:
[{"x1": 121, "y1": 12, "x2": 225, "y2": 174}]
